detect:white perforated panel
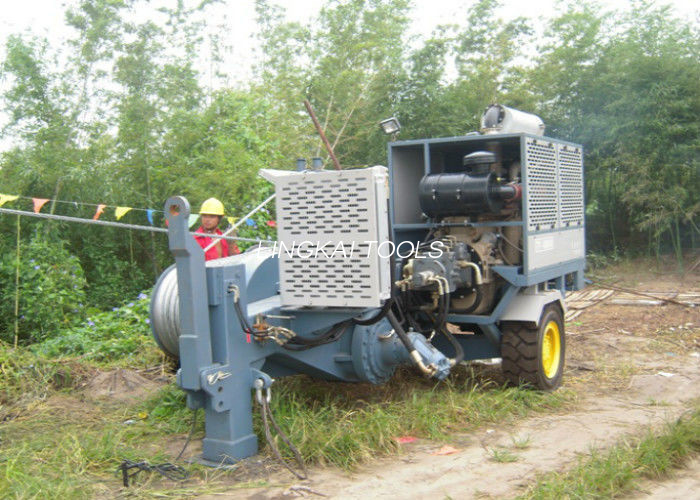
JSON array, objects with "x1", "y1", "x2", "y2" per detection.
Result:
[
  {"x1": 557, "y1": 145, "x2": 584, "y2": 227},
  {"x1": 523, "y1": 137, "x2": 586, "y2": 273},
  {"x1": 262, "y1": 167, "x2": 390, "y2": 308},
  {"x1": 525, "y1": 138, "x2": 558, "y2": 231}
]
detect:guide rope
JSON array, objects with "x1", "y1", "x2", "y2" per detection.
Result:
[{"x1": 0, "y1": 207, "x2": 275, "y2": 245}]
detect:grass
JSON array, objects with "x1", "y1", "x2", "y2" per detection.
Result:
[
  {"x1": 586, "y1": 254, "x2": 695, "y2": 288},
  {"x1": 490, "y1": 448, "x2": 519, "y2": 463},
  {"x1": 0, "y1": 344, "x2": 576, "y2": 498},
  {"x1": 519, "y1": 403, "x2": 700, "y2": 499},
  {"x1": 0, "y1": 344, "x2": 93, "y2": 421},
  {"x1": 511, "y1": 435, "x2": 532, "y2": 449},
  {"x1": 266, "y1": 368, "x2": 574, "y2": 468}
]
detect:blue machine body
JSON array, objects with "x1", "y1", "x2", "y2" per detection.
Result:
[
  {"x1": 156, "y1": 197, "x2": 449, "y2": 463},
  {"x1": 152, "y1": 130, "x2": 585, "y2": 465}
]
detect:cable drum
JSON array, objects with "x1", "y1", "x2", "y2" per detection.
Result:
[{"x1": 150, "y1": 265, "x2": 181, "y2": 358}]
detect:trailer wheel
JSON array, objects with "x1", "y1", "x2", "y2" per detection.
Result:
[{"x1": 500, "y1": 303, "x2": 565, "y2": 391}]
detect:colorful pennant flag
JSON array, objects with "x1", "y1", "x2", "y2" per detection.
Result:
[
  {"x1": 93, "y1": 204, "x2": 106, "y2": 221},
  {"x1": 0, "y1": 194, "x2": 273, "y2": 239},
  {"x1": 114, "y1": 206, "x2": 132, "y2": 220},
  {"x1": 0, "y1": 194, "x2": 19, "y2": 207},
  {"x1": 33, "y1": 198, "x2": 50, "y2": 213},
  {"x1": 188, "y1": 214, "x2": 199, "y2": 228}
]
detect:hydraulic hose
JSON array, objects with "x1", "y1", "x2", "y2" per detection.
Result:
[
  {"x1": 450, "y1": 284, "x2": 483, "y2": 314},
  {"x1": 352, "y1": 298, "x2": 393, "y2": 326},
  {"x1": 425, "y1": 310, "x2": 465, "y2": 366},
  {"x1": 387, "y1": 310, "x2": 435, "y2": 376},
  {"x1": 441, "y1": 325, "x2": 464, "y2": 365}
]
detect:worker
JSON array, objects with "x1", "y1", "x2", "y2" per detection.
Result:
[{"x1": 194, "y1": 198, "x2": 240, "y2": 260}]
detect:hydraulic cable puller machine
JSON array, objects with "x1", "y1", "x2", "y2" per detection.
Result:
[{"x1": 150, "y1": 104, "x2": 586, "y2": 464}]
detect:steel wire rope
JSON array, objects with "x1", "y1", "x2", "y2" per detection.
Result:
[{"x1": 255, "y1": 383, "x2": 308, "y2": 480}]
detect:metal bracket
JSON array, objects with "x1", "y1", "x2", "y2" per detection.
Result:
[
  {"x1": 251, "y1": 369, "x2": 274, "y2": 406},
  {"x1": 251, "y1": 369, "x2": 273, "y2": 389},
  {"x1": 199, "y1": 365, "x2": 233, "y2": 413}
]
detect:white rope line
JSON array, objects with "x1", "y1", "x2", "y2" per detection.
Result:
[
  {"x1": 202, "y1": 193, "x2": 276, "y2": 252},
  {"x1": 0, "y1": 207, "x2": 275, "y2": 245},
  {"x1": 5, "y1": 195, "x2": 162, "y2": 213}
]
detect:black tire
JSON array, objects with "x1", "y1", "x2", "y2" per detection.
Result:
[{"x1": 500, "y1": 303, "x2": 565, "y2": 391}]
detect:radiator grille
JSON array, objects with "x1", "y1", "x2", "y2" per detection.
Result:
[
  {"x1": 266, "y1": 167, "x2": 390, "y2": 308},
  {"x1": 557, "y1": 145, "x2": 584, "y2": 227},
  {"x1": 277, "y1": 178, "x2": 373, "y2": 238},
  {"x1": 281, "y1": 242, "x2": 377, "y2": 304},
  {"x1": 525, "y1": 138, "x2": 558, "y2": 231}
]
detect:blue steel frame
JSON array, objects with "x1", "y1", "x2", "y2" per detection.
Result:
[
  {"x1": 163, "y1": 197, "x2": 444, "y2": 464},
  {"x1": 159, "y1": 132, "x2": 585, "y2": 464},
  {"x1": 387, "y1": 133, "x2": 586, "y2": 358}
]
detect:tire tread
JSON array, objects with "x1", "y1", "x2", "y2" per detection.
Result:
[{"x1": 500, "y1": 305, "x2": 564, "y2": 390}]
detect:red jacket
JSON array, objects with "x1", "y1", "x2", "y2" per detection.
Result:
[{"x1": 194, "y1": 227, "x2": 240, "y2": 261}]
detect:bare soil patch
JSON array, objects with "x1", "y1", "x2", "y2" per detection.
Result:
[
  {"x1": 84, "y1": 368, "x2": 163, "y2": 401},
  {"x1": 629, "y1": 456, "x2": 700, "y2": 499}
]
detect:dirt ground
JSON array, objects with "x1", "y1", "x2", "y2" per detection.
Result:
[{"x1": 226, "y1": 267, "x2": 700, "y2": 499}]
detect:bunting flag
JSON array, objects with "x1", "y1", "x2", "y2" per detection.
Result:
[
  {"x1": 92, "y1": 204, "x2": 106, "y2": 221},
  {"x1": 33, "y1": 198, "x2": 50, "y2": 213},
  {"x1": 0, "y1": 194, "x2": 19, "y2": 207},
  {"x1": 188, "y1": 214, "x2": 199, "y2": 228},
  {"x1": 1, "y1": 193, "x2": 269, "y2": 235},
  {"x1": 114, "y1": 206, "x2": 132, "y2": 220}
]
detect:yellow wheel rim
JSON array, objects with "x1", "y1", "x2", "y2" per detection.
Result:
[{"x1": 541, "y1": 320, "x2": 561, "y2": 379}]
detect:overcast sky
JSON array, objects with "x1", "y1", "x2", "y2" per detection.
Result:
[{"x1": 1, "y1": 0, "x2": 697, "y2": 86}]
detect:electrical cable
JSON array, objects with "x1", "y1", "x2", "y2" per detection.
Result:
[
  {"x1": 233, "y1": 300, "x2": 254, "y2": 335},
  {"x1": 117, "y1": 408, "x2": 197, "y2": 487},
  {"x1": 176, "y1": 409, "x2": 199, "y2": 461},
  {"x1": 118, "y1": 460, "x2": 188, "y2": 487}
]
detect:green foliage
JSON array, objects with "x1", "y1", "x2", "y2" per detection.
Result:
[
  {"x1": 531, "y1": 1, "x2": 700, "y2": 257},
  {"x1": 0, "y1": 235, "x2": 87, "y2": 344},
  {"x1": 0, "y1": 0, "x2": 698, "y2": 341},
  {"x1": 33, "y1": 291, "x2": 161, "y2": 366},
  {"x1": 254, "y1": 0, "x2": 411, "y2": 166}
]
